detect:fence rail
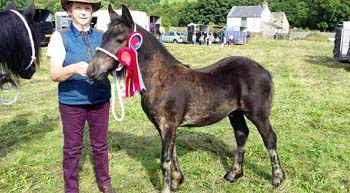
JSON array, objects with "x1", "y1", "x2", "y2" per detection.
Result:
[{"x1": 289, "y1": 32, "x2": 335, "y2": 40}]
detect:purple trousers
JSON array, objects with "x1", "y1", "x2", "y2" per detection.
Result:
[{"x1": 59, "y1": 101, "x2": 111, "y2": 193}]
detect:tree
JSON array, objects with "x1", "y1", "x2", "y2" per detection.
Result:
[
  {"x1": 269, "y1": 0, "x2": 310, "y2": 28},
  {"x1": 269, "y1": 0, "x2": 350, "y2": 31},
  {"x1": 2, "y1": 0, "x2": 350, "y2": 31},
  {"x1": 178, "y1": 1, "x2": 198, "y2": 26},
  {"x1": 179, "y1": 0, "x2": 236, "y2": 26},
  {"x1": 306, "y1": 0, "x2": 350, "y2": 31},
  {"x1": 0, "y1": 0, "x2": 27, "y2": 10}
]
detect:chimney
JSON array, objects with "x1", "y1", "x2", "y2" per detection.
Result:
[{"x1": 263, "y1": 1, "x2": 268, "y2": 8}]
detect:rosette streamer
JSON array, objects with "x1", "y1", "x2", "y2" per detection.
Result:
[{"x1": 117, "y1": 31, "x2": 146, "y2": 97}]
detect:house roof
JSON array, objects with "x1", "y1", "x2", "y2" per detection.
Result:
[
  {"x1": 227, "y1": 6, "x2": 264, "y2": 18},
  {"x1": 261, "y1": 21, "x2": 282, "y2": 29}
]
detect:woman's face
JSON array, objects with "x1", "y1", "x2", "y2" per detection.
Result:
[{"x1": 69, "y1": 2, "x2": 93, "y2": 30}]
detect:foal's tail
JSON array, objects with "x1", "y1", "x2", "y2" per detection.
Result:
[{"x1": 263, "y1": 67, "x2": 274, "y2": 112}]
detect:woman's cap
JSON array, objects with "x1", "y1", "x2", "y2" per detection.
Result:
[{"x1": 61, "y1": 0, "x2": 101, "y2": 12}]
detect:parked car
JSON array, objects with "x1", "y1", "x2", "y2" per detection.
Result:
[
  {"x1": 33, "y1": 9, "x2": 54, "y2": 46},
  {"x1": 161, "y1": 31, "x2": 188, "y2": 43},
  {"x1": 18, "y1": 9, "x2": 54, "y2": 46}
]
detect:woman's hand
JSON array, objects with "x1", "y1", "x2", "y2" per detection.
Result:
[
  {"x1": 49, "y1": 58, "x2": 90, "y2": 82},
  {"x1": 73, "y1": 61, "x2": 89, "y2": 76}
]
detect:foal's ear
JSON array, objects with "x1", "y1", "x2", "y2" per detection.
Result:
[
  {"x1": 22, "y1": 3, "x2": 36, "y2": 21},
  {"x1": 108, "y1": 3, "x2": 119, "y2": 21},
  {"x1": 5, "y1": 1, "x2": 16, "y2": 11},
  {"x1": 121, "y1": 4, "x2": 134, "y2": 27}
]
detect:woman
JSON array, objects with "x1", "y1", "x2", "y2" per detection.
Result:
[{"x1": 47, "y1": 0, "x2": 116, "y2": 192}]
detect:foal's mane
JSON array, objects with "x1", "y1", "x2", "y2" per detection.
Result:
[
  {"x1": 109, "y1": 14, "x2": 189, "y2": 69},
  {"x1": 137, "y1": 26, "x2": 191, "y2": 68},
  {"x1": 0, "y1": 9, "x2": 40, "y2": 77},
  {"x1": 137, "y1": 25, "x2": 179, "y2": 62}
]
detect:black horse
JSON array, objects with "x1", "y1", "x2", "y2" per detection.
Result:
[
  {"x1": 0, "y1": 2, "x2": 39, "y2": 79},
  {"x1": 88, "y1": 5, "x2": 285, "y2": 193}
]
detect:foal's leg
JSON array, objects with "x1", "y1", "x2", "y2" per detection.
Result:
[
  {"x1": 158, "y1": 124, "x2": 177, "y2": 193},
  {"x1": 224, "y1": 111, "x2": 249, "y2": 182},
  {"x1": 245, "y1": 111, "x2": 285, "y2": 187},
  {"x1": 171, "y1": 146, "x2": 184, "y2": 191}
]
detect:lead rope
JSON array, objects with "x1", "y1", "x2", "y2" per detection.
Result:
[
  {"x1": 95, "y1": 24, "x2": 139, "y2": 122},
  {"x1": 0, "y1": 73, "x2": 19, "y2": 106},
  {"x1": 10, "y1": 10, "x2": 36, "y2": 70},
  {"x1": 111, "y1": 70, "x2": 125, "y2": 121},
  {"x1": 84, "y1": 33, "x2": 125, "y2": 120},
  {"x1": 95, "y1": 47, "x2": 125, "y2": 121}
]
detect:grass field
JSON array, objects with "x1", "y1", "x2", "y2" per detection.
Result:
[{"x1": 1, "y1": 37, "x2": 350, "y2": 193}]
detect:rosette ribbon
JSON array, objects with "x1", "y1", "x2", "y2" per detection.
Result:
[{"x1": 117, "y1": 31, "x2": 146, "y2": 97}]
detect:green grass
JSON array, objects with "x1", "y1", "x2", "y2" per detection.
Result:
[{"x1": 1, "y1": 38, "x2": 350, "y2": 193}]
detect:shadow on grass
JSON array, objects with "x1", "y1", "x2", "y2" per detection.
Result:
[
  {"x1": 0, "y1": 113, "x2": 58, "y2": 157},
  {"x1": 108, "y1": 128, "x2": 271, "y2": 189},
  {"x1": 305, "y1": 55, "x2": 350, "y2": 71}
]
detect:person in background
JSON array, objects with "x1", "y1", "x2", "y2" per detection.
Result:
[
  {"x1": 158, "y1": 25, "x2": 165, "y2": 44},
  {"x1": 199, "y1": 33, "x2": 204, "y2": 45},
  {"x1": 221, "y1": 33, "x2": 226, "y2": 47},
  {"x1": 192, "y1": 33, "x2": 196, "y2": 45},
  {"x1": 228, "y1": 35, "x2": 234, "y2": 45},
  {"x1": 46, "y1": 0, "x2": 116, "y2": 193}
]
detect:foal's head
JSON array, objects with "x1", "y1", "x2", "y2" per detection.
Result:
[{"x1": 87, "y1": 4, "x2": 135, "y2": 80}]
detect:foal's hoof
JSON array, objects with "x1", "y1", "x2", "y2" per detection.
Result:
[
  {"x1": 272, "y1": 170, "x2": 285, "y2": 187},
  {"x1": 224, "y1": 171, "x2": 243, "y2": 183},
  {"x1": 171, "y1": 174, "x2": 184, "y2": 191},
  {"x1": 171, "y1": 180, "x2": 181, "y2": 192},
  {"x1": 171, "y1": 185, "x2": 179, "y2": 192},
  {"x1": 161, "y1": 187, "x2": 171, "y2": 193},
  {"x1": 272, "y1": 178, "x2": 282, "y2": 187}
]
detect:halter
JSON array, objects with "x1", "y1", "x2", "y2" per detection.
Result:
[
  {"x1": 10, "y1": 10, "x2": 36, "y2": 71},
  {"x1": 95, "y1": 24, "x2": 146, "y2": 122},
  {"x1": 95, "y1": 24, "x2": 137, "y2": 70}
]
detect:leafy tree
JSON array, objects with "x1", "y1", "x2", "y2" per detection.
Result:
[
  {"x1": 179, "y1": 0, "x2": 234, "y2": 26},
  {"x1": 269, "y1": 0, "x2": 310, "y2": 28},
  {"x1": 2, "y1": 0, "x2": 350, "y2": 31},
  {"x1": 306, "y1": 0, "x2": 350, "y2": 31},
  {"x1": 0, "y1": 0, "x2": 27, "y2": 10},
  {"x1": 270, "y1": 0, "x2": 350, "y2": 31},
  {"x1": 178, "y1": 1, "x2": 198, "y2": 26},
  {"x1": 35, "y1": 0, "x2": 61, "y2": 13}
]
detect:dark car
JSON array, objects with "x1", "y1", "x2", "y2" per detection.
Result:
[
  {"x1": 32, "y1": 9, "x2": 54, "y2": 46},
  {"x1": 18, "y1": 8, "x2": 54, "y2": 46}
]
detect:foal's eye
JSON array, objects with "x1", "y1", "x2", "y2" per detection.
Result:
[{"x1": 114, "y1": 39, "x2": 124, "y2": 44}]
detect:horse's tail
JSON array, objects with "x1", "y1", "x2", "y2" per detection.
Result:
[{"x1": 264, "y1": 67, "x2": 274, "y2": 112}]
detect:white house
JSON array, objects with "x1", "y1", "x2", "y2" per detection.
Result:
[
  {"x1": 227, "y1": 1, "x2": 289, "y2": 37},
  {"x1": 270, "y1": 12, "x2": 289, "y2": 34}
]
